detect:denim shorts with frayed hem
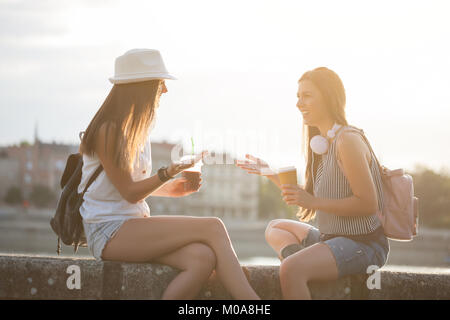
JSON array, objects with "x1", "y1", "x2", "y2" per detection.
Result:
[
  {"x1": 83, "y1": 219, "x2": 131, "y2": 261},
  {"x1": 299, "y1": 226, "x2": 390, "y2": 279}
]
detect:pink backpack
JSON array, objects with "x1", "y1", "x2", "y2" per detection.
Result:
[
  {"x1": 337, "y1": 126, "x2": 419, "y2": 241},
  {"x1": 376, "y1": 166, "x2": 419, "y2": 241}
]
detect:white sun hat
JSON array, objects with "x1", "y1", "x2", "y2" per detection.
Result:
[{"x1": 109, "y1": 48, "x2": 177, "y2": 84}]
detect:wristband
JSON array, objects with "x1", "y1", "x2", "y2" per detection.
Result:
[{"x1": 157, "y1": 166, "x2": 172, "y2": 182}]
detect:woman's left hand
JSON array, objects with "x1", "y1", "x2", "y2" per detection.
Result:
[
  {"x1": 281, "y1": 184, "x2": 317, "y2": 209},
  {"x1": 167, "y1": 177, "x2": 202, "y2": 197}
]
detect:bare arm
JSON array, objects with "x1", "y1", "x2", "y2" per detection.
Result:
[
  {"x1": 281, "y1": 131, "x2": 379, "y2": 216},
  {"x1": 149, "y1": 182, "x2": 173, "y2": 197},
  {"x1": 95, "y1": 122, "x2": 202, "y2": 201},
  {"x1": 150, "y1": 179, "x2": 185, "y2": 197},
  {"x1": 94, "y1": 123, "x2": 170, "y2": 204},
  {"x1": 313, "y1": 131, "x2": 379, "y2": 216}
]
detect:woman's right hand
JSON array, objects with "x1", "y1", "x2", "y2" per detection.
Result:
[
  {"x1": 167, "y1": 151, "x2": 208, "y2": 177},
  {"x1": 235, "y1": 154, "x2": 275, "y2": 176},
  {"x1": 167, "y1": 162, "x2": 194, "y2": 178}
]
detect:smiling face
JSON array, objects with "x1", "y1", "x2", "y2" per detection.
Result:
[{"x1": 296, "y1": 79, "x2": 331, "y2": 127}]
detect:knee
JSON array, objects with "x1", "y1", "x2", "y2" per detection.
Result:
[
  {"x1": 265, "y1": 219, "x2": 282, "y2": 242},
  {"x1": 204, "y1": 217, "x2": 227, "y2": 238},
  {"x1": 198, "y1": 244, "x2": 217, "y2": 271},
  {"x1": 279, "y1": 256, "x2": 308, "y2": 285},
  {"x1": 279, "y1": 258, "x2": 294, "y2": 283},
  {"x1": 187, "y1": 243, "x2": 216, "y2": 271}
]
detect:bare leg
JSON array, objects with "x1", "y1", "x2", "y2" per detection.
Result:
[
  {"x1": 279, "y1": 242, "x2": 339, "y2": 300},
  {"x1": 265, "y1": 219, "x2": 312, "y2": 259},
  {"x1": 101, "y1": 216, "x2": 260, "y2": 300},
  {"x1": 152, "y1": 242, "x2": 216, "y2": 300}
]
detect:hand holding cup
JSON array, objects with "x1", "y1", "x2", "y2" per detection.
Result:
[
  {"x1": 168, "y1": 150, "x2": 208, "y2": 178},
  {"x1": 178, "y1": 151, "x2": 208, "y2": 192}
]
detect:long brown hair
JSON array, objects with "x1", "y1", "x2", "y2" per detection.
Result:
[
  {"x1": 79, "y1": 80, "x2": 162, "y2": 173},
  {"x1": 297, "y1": 67, "x2": 348, "y2": 222}
]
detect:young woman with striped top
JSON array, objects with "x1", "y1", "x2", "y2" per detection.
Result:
[{"x1": 237, "y1": 67, "x2": 389, "y2": 299}]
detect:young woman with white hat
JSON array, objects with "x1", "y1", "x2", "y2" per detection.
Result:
[
  {"x1": 78, "y1": 49, "x2": 260, "y2": 300},
  {"x1": 236, "y1": 67, "x2": 389, "y2": 299}
]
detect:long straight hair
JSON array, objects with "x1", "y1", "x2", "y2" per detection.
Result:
[
  {"x1": 79, "y1": 80, "x2": 162, "y2": 173},
  {"x1": 297, "y1": 67, "x2": 348, "y2": 222}
]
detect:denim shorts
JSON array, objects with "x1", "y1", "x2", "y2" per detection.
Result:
[
  {"x1": 83, "y1": 219, "x2": 131, "y2": 261},
  {"x1": 300, "y1": 226, "x2": 390, "y2": 279}
]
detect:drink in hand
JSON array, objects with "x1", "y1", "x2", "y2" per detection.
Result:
[
  {"x1": 180, "y1": 155, "x2": 203, "y2": 191},
  {"x1": 278, "y1": 166, "x2": 297, "y2": 185}
]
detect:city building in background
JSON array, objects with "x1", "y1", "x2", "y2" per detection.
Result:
[
  {"x1": 0, "y1": 128, "x2": 260, "y2": 221},
  {"x1": 0, "y1": 150, "x2": 20, "y2": 201},
  {"x1": 0, "y1": 125, "x2": 77, "y2": 200}
]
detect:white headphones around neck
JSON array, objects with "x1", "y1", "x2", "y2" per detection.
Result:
[{"x1": 310, "y1": 123, "x2": 342, "y2": 155}]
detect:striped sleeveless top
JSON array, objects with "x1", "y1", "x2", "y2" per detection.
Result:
[{"x1": 313, "y1": 125, "x2": 383, "y2": 235}]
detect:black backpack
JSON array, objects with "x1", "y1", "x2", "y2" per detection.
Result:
[{"x1": 50, "y1": 153, "x2": 103, "y2": 255}]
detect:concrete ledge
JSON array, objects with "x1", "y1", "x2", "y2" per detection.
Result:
[{"x1": 0, "y1": 254, "x2": 449, "y2": 300}]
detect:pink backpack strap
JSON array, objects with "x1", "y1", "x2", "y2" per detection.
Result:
[{"x1": 334, "y1": 126, "x2": 382, "y2": 175}]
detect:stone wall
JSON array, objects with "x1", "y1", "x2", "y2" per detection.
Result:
[{"x1": 0, "y1": 254, "x2": 449, "y2": 300}]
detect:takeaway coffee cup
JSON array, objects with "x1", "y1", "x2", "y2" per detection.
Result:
[
  {"x1": 277, "y1": 166, "x2": 297, "y2": 185},
  {"x1": 180, "y1": 155, "x2": 203, "y2": 191},
  {"x1": 182, "y1": 170, "x2": 201, "y2": 191}
]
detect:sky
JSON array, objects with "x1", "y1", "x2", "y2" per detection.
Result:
[{"x1": 1, "y1": 0, "x2": 450, "y2": 175}]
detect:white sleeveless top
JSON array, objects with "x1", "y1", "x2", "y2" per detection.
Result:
[{"x1": 78, "y1": 134, "x2": 152, "y2": 224}]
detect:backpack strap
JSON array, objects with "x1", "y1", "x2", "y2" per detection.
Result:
[
  {"x1": 57, "y1": 237, "x2": 61, "y2": 255},
  {"x1": 81, "y1": 165, "x2": 103, "y2": 195},
  {"x1": 68, "y1": 164, "x2": 102, "y2": 255},
  {"x1": 334, "y1": 126, "x2": 383, "y2": 174},
  {"x1": 334, "y1": 126, "x2": 387, "y2": 214}
]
